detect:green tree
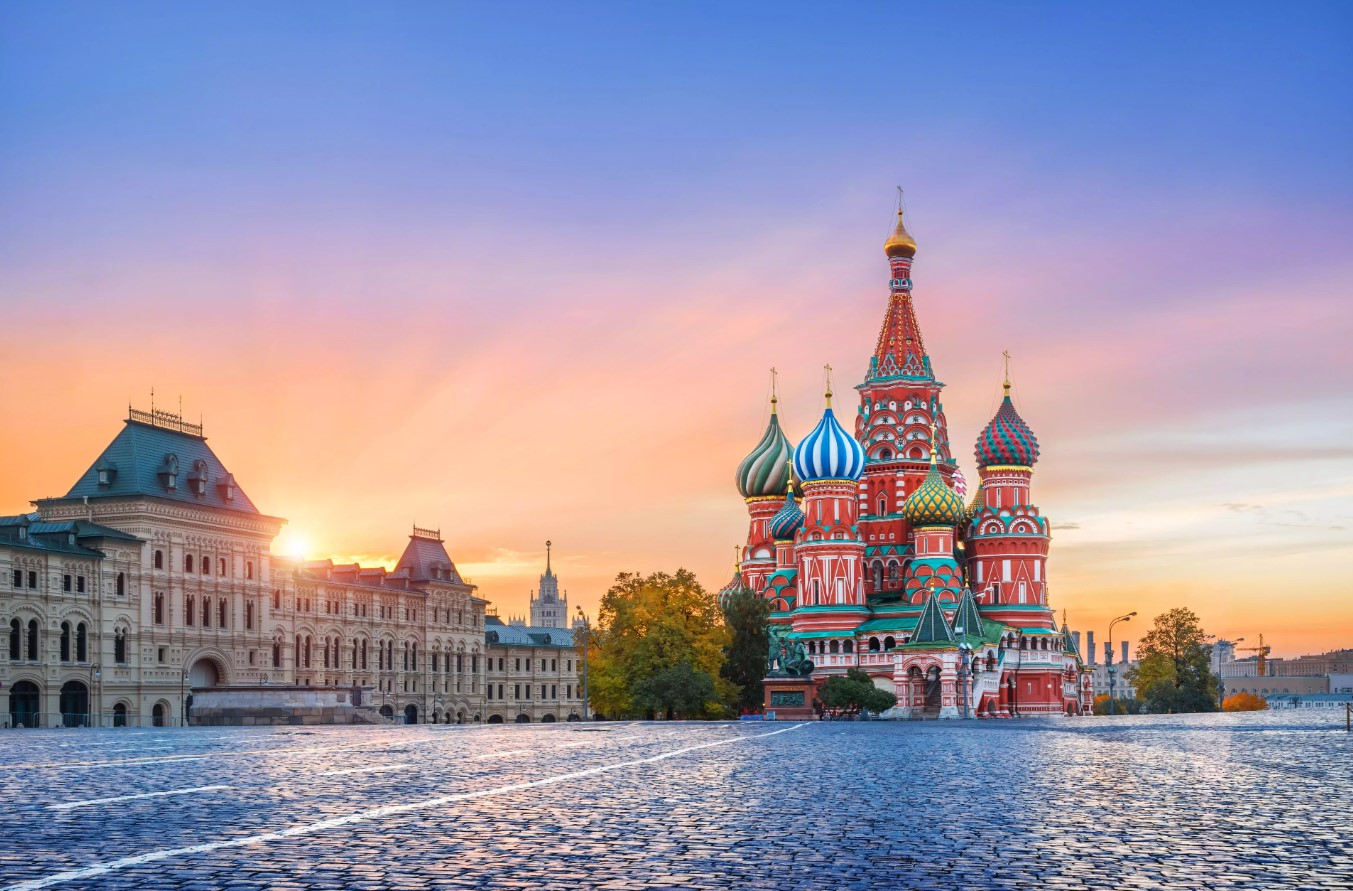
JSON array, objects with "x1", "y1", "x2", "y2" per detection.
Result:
[
  {"x1": 1127, "y1": 607, "x2": 1219, "y2": 713},
  {"x1": 632, "y1": 662, "x2": 718, "y2": 720},
  {"x1": 817, "y1": 668, "x2": 898, "y2": 719},
  {"x1": 719, "y1": 583, "x2": 770, "y2": 713},
  {"x1": 588, "y1": 570, "x2": 732, "y2": 719}
]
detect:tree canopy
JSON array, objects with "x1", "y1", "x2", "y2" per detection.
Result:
[
  {"x1": 1222, "y1": 691, "x2": 1268, "y2": 712},
  {"x1": 719, "y1": 583, "x2": 770, "y2": 713},
  {"x1": 587, "y1": 569, "x2": 733, "y2": 720},
  {"x1": 1127, "y1": 607, "x2": 1219, "y2": 713},
  {"x1": 817, "y1": 668, "x2": 897, "y2": 719}
]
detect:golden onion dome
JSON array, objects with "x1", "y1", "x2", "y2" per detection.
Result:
[{"x1": 884, "y1": 208, "x2": 917, "y2": 258}]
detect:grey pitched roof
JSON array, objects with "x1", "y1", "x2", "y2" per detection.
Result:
[
  {"x1": 394, "y1": 531, "x2": 463, "y2": 584},
  {"x1": 0, "y1": 514, "x2": 142, "y2": 556},
  {"x1": 484, "y1": 615, "x2": 575, "y2": 648},
  {"x1": 53, "y1": 419, "x2": 263, "y2": 515}
]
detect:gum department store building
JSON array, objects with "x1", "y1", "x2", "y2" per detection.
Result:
[{"x1": 1, "y1": 409, "x2": 581, "y2": 727}]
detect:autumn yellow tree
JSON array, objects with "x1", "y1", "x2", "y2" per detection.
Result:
[
  {"x1": 1222, "y1": 691, "x2": 1268, "y2": 712},
  {"x1": 587, "y1": 569, "x2": 733, "y2": 719}
]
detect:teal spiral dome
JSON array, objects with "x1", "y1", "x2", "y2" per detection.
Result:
[
  {"x1": 975, "y1": 385, "x2": 1039, "y2": 468},
  {"x1": 768, "y1": 487, "x2": 805, "y2": 540},
  {"x1": 736, "y1": 402, "x2": 794, "y2": 498}
]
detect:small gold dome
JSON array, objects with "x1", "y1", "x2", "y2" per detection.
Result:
[{"x1": 884, "y1": 209, "x2": 917, "y2": 258}]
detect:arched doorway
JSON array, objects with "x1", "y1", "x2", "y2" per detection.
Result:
[
  {"x1": 515, "y1": 713, "x2": 531, "y2": 724},
  {"x1": 152, "y1": 703, "x2": 166, "y2": 726},
  {"x1": 188, "y1": 658, "x2": 220, "y2": 689},
  {"x1": 379, "y1": 705, "x2": 394, "y2": 719},
  {"x1": 457, "y1": 709, "x2": 467, "y2": 724},
  {"x1": 113, "y1": 702, "x2": 128, "y2": 727},
  {"x1": 924, "y1": 666, "x2": 942, "y2": 713},
  {"x1": 8, "y1": 680, "x2": 39, "y2": 727},
  {"x1": 541, "y1": 714, "x2": 556, "y2": 723},
  {"x1": 403, "y1": 704, "x2": 418, "y2": 725},
  {"x1": 487, "y1": 714, "x2": 504, "y2": 724},
  {"x1": 60, "y1": 680, "x2": 89, "y2": 727}
]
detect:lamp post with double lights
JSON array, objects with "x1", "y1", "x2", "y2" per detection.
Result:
[
  {"x1": 1106, "y1": 611, "x2": 1137, "y2": 714},
  {"x1": 575, "y1": 606, "x2": 591, "y2": 721}
]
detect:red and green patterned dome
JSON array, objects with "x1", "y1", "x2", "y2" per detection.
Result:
[{"x1": 975, "y1": 388, "x2": 1039, "y2": 468}]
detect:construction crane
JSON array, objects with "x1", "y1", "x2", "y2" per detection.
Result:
[{"x1": 1237, "y1": 634, "x2": 1272, "y2": 676}]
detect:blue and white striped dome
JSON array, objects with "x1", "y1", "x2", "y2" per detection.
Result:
[{"x1": 793, "y1": 404, "x2": 866, "y2": 482}]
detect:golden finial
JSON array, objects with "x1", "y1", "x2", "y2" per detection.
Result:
[
  {"x1": 784, "y1": 460, "x2": 795, "y2": 496},
  {"x1": 824, "y1": 364, "x2": 833, "y2": 408},
  {"x1": 928, "y1": 421, "x2": 939, "y2": 463},
  {"x1": 770, "y1": 367, "x2": 778, "y2": 414},
  {"x1": 884, "y1": 187, "x2": 918, "y2": 258},
  {"x1": 1002, "y1": 350, "x2": 1012, "y2": 396},
  {"x1": 732, "y1": 545, "x2": 741, "y2": 571}
]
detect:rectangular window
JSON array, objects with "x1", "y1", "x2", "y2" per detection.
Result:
[
  {"x1": 514, "y1": 684, "x2": 520, "y2": 700},
  {"x1": 525, "y1": 685, "x2": 532, "y2": 700},
  {"x1": 551, "y1": 685, "x2": 556, "y2": 699},
  {"x1": 11, "y1": 569, "x2": 20, "y2": 588},
  {"x1": 157, "y1": 647, "x2": 167, "y2": 664},
  {"x1": 63, "y1": 574, "x2": 72, "y2": 592},
  {"x1": 77, "y1": 575, "x2": 86, "y2": 593},
  {"x1": 515, "y1": 657, "x2": 520, "y2": 671},
  {"x1": 27, "y1": 571, "x2": 36, "y2": 589}
]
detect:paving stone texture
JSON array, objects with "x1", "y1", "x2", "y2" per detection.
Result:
[{"x1": 0, "y1": 711, "x2": 1349, "y2": 890}]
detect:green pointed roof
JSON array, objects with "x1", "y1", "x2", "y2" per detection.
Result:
[
  {"x1": 951, "y1": 588, "x2": 984, "y2": 644},
  {"x1": 903, "y1": 592, "x2": 956, "y2": 647},
  {"x1": 1061, "y1": 622, "x2": 1081, "y2": 658}
]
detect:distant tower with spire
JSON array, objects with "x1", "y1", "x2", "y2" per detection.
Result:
[{"x1": 529, "y1": 540, "x2": 570, "y2": 628}]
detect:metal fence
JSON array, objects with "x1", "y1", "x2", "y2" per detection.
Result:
[{"x1": 3, "y1": 712, "x2": 189, "y2": 729}]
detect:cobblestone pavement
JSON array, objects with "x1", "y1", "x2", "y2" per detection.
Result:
[{"x1": 0, "y1": 711, "x2": 1349, "y2": 890}]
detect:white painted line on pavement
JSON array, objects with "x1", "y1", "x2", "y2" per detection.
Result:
[
  {"x1": 554, "y1": 734, "x2": 642, "y2": 747},
  {"x1": 471, "y1": 749, "x2": 531, "y2": 760},
  {"x1": 48, "y1": 785, "x2": 232, "y2": 811},
  {"x1": 315, "y1": 764, "x2": 409, "y2": 777},
  {"x1": 4, "y1": 724, "x2": 810, "y2": 890}
]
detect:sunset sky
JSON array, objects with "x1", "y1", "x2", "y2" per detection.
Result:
[{"x1": 2, "y1": 3, "x2": 1350, "y2": 657}]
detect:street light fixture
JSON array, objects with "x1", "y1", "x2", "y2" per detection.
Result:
[
  {"x1": 1106, "y1": 612, "x2": 1136, "y2": 715},
  {"x1": 575, "y1": 606, "x2": 591, "y2": 721},
  {"x1": 956, "y1": 626, "x2": 971, "y2": 720}
]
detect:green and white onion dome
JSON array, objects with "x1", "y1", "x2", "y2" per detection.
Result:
[
  {"x1": 903, "y1": 445, "x2": 966, "y2": 527},
  {"x1": 736, "y1": 399, "x2": 794, "y2": 498}
]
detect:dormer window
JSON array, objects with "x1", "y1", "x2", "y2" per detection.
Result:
[
  {"x1": 157, "y1": 454, "x2": 179, "y2": 491},
  {"x1": 96, "y1": 460, "x2": 118, "y2": 486},
  {"x1": 188, "y1": 459, "x2": 209, "y2": 497},
  {"x1": 217, "y1": 473, "x2": 237, "y2": 502}
]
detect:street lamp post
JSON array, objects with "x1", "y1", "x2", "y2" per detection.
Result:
[
  {"x1": 956, "y1": 627, "x2": 971, "y2": 720},
  {"x1": 1106, "y1": 612, "x2": 1137, "y2": 715},
  {"x1": 575, "y1": 606, "x2": 590, "y2": 721},
  {"x1": 180, "y1": 670, "x2": 190, "y2": 728},
  {"x1": 88, "y1": 663, "x2": 101, "y2": 728}
]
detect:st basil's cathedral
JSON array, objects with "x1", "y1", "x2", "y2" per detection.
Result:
[{"x1": 725, "y1": 203, "x2": 1093, "y2": 718}]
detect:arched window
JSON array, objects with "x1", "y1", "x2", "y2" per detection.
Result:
[
  {"x1": 272, "y1": 589, "x2": 281, "y2": 610},
  {"x1": 844, "y1": 640, "x2": 854, "y2": 653},
  {"x1": 245, "y1": 601, "x2": 254, "y2": 630},
  {"x1": 883, "y1": 636, "x2": 896, "y2": 651},
  {"x1": 76, "y1": 623, "x2": 88, "y2": 662},
  {"x1": 114, "y1": 628, "x2": 127, "y2": 663},
  {"x1": 411, "y1": 642, "x2": 418, "y2": 671},
  {"x1": 272, "y1": 639, "x2": 281, "y2": 668},
  {"x1": 218, "y1": 599, "x2": 227, "y2": 629},
  {"x1": 877, "y1": 493, "x2": 888, "y2": 516},
  {"x1": 887, "y1": 561, "x2": 899, "y2": 582},
  {"x1": 154, "y1": 550, "x2": 163, "y2": 570},
  {"x1": 218, "y1": 558, "x2": 227, "y2": 576},
  {"x1": 873, "y1": 563, "x2": 883, "y2": 590},
  {"x1": 116, "y1": 573, "x2": 126, "y2": 597},
  {"x1": 8, "y1": 618, "x2": 20, "y2": 660},
  {"x1": 60, "y1": 622, "x2": 72, "y2": 662},
  {"x1": 304, "y1": 635, "x2": 312, "y2": 668},
  {"x1": 201, "y1": 555, "x2": 209, "y2": 576},
  {"x1": 186, "y1": 595, "x2": 195, "y2": 626},
  {"x1": 868, "y1": 637, "x2": 880, "y2": 652},
  {"x1": 26, "y1": 619, "x2": 38, "y2": 660},
  {"x1": 829, "y1": 640, "x2": 840, "y2": 654},
  {"x1": 879, "y1": 448, "x2": 893, "y2": 460},
  {"x1": 185, "y1": 554, "x2": 194, "y2": 574},
  {"x1": 246, "y1": 561, "x2": 254, "y2": 580},
  {"x1": 202, "y1": 596, "x2": 211, "y2": 628},
  {"x1": 361, "y1": 639, "x2": 368, "y2": 670}
]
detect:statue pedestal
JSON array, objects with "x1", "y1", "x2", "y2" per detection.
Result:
[{"x1": 763, "y1": 676, "x2": 816, "y2": 720}]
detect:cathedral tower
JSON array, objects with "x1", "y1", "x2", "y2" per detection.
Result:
[{"x1": 529, "y1": 541, "x2": 570, "y2": 628}]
